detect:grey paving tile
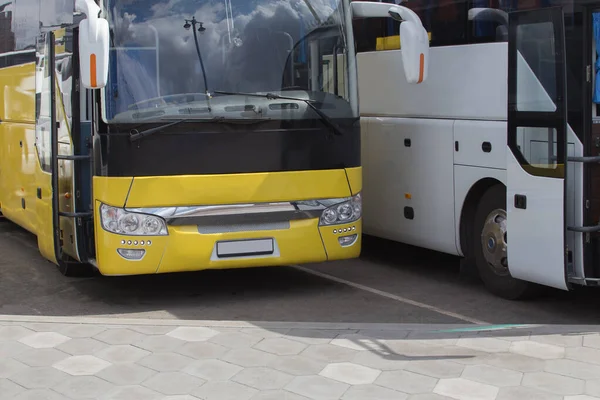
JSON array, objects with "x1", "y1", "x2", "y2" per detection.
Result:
[
  {"x1": 209, "y1": 332, "x2": 263, "y2": 349},
  {"x1": 522, "y1": 371, "x2": 585, "y2": 395},
  {"x1": 587, "y1": 379, "x2": 600, "y2": 397},
  {"x1": 183, "y1": 359, "x2": 243, "y2": 381},
  {"x1": 341, "y1": 384, "x2": 407, "y2": 400},
  {"x1": 222, "y1": 347, "x2": 278, "y2": 368},
  {"x1": 100, "y1": 384, "x2": 163, "y2": 400},
  {"x1": 330, "y1": 333, "x2": 386, "y2": 352},
  {"x1": 254, "y1": 338, "x2": 308, "y2": 356},
  {"x1": 407, "y1": 394, "x2": 455, "y2": 400},
  {"x1": 0, "y1": 358, "x2": 28, "y2": 378},
  {"x1": 405, "y1": 359, "x2": 465, "y2": 379},
  {"x1": 192, "y1": 380, "x2": 258, "y2": 400},
  {"x1": 545, "y1": 359, "x2": 600, "y2": 380},
  {"x1": 481, "y1": 352, "x2": 545, "y2": 372},
  {"x1": 232, "y1": 366, "x2": 294, "y2": 390},
  {"x1": 129, "y1": 326, "x2": 175, "y2": 335},
  {"x1": 530, "y1": 334, "x2": 583, "y2": 348},
  {"x1": 21, "y1": 323, "x2": 72, "y2": 332},
  {"x1": 564, "y1": 395, "x2": 600, "y2": 400},
  {"x1": 285, "y1": 329, "x2": 341, "y2": 345},
  {"x1": 14, "y1": 348, "x2": 69, "y2": 367},
  {"x1": 54, "y1": 375, "x2": 115, "y2": 399},
  {"x1": 268, "y1": 355, "x2": 328, "y2": 376},
  {"x1": 97, "y1": 363, "x2": 157, "y2": 385},
  {"x1": 95, "y1": 344, "x2": 151, "y2": 364},
  {"x1": 52, "y1": 355, "x2": 111, "y2": 376},
  {"x1": 319, "y1": 362, "x2": 381, "y2": 385},
  {"x1": 300, "y1": 344, "x2": 357, "y2": 363},
  {"x1": 161, "y1": 396, "x2": 201, "y2": 400},
  {"x1": 177, "y1": 341, "x2": 229, "y2": 359},
  {"x1": 9, "y1": 366, "x2": 69, "y2": 389},
  {"x1": 510, "y1": 341, "x2": 565, "y2": 360},
  {"x1": 250, "y1": 390, "x2": 311, "y2": 400},
  {"x1": 0, "y1": 378, "x2": 26, "y2": 400},
  {"x1": 0, "y1": 325, "x2": 34, "y2": 341},
  {"x1": 239, "y1": 327, "x2": 291, "y2": 338},
  {"x1": 285, "y1": 375, "x2": 350, "y2": 400},
  {"x1": 142, "y1": 371, "x2": 205, "y2": 395},
  {"x1": 57, "y1": 338, "x2": 108, "y2": 355},
  {"x1": 139, "y1": 352, "x2": 195, "y2": 372},
  {"x1": 433, "y1": 377, "x2": 498, "y2": 400},
  {"x1": 167, "y1": 327, "x2": 219, "y2": 342},
  {"x1": 58, "y1": 324, "x2": 107, "y2": 338},
  {"x1": 94, "y1": 328, "x2": 145, "y2": 345},
  {"x1": 11, "y1": 389, "x2": 65, "y2": 400},
  {"x1": 18, "y1": 332, "x2": 70, "y2": 349},
  {"x1": 567, "y1": 347, "x2": 600, "y2": 366},
  {"x1": 359, "y1": 329, "x2": 411, "y2": 341},
  {"x1": 351, "y1": 350, "x2": 408, "y2": 370},
  {"x1": 375, "y1": 370, "x2": 438, "y2": 394},
  {"x1": 135, "y1": 335, "x2": 186, "y2": 353},
  {"x1": 456, "y1": 337, "x2": 511, "y2": 353},
  {"x1": 461, "y1": 364, "x2": 523, "y2": 387},
  {"x1": 496, "y1": 386, "x2": 562, "y2": 400},
  {"x1": 584, "y1": 335, "x2": 600, "y2": 350}
]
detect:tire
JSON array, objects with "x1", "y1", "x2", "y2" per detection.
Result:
[{"x1": 472, "y1": 185, "x2": 537, "y2": 300}]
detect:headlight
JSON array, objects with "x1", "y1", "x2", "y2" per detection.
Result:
[
  {"x1": 100, "y1": 203, "x2": 168, "y2": 236},
  {"x1": 319, "y1": 193, "x2": 362, "y2": 226}
]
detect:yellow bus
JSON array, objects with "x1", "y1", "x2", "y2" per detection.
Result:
[{"x1": 0, "y1": 0, "x2": 427, "y2": 277}]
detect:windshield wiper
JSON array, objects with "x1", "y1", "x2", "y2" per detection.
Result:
[{"x1": 213, "y1": 90, "x2": 344, "y2": 136}]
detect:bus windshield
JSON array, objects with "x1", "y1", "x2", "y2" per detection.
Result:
[{"x1": 104, "y1": 0, "x2": 355, "y2": 123}]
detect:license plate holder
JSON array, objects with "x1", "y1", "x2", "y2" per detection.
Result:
[{"x1": 216, "y1": 238, "x2": 274, "y2": 258}]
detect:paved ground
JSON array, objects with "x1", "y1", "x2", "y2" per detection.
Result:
[{"x1": 1, "y1": 316, "x2": 600, "y2": 400}]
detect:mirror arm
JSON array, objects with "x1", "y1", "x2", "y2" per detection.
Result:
[{"x1": 75, "y1": 0, "x2": 102, "y2": 39}]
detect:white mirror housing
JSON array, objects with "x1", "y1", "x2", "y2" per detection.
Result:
[
  {"x1": 76, "y1": 0, "x2": 110, "y2": 89},
  {"x1": 350, "y1": 1, "x2": 429, "y2": 84}
]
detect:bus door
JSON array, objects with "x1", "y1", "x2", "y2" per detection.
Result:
[{"x1": 506, "y1": 6, "x2": 569, "y2": 290}]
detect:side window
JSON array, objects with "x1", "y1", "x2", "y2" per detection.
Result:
[{"x1": 35, "y1": 33, "x2": 52, "y2": 173}]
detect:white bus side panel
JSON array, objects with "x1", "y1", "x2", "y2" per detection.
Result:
[{"x1": 361, "y1": 117, "x2": 458, "y2": 255}]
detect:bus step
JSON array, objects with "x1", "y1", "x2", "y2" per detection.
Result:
[
  {"x1": 59, "y1": 211, "x2": 93, "y2": 218},
  {"x1": 567, "y1": 224, "x2": 600, "y2": 233},
  {"x1": 57, "y1": 154, "x2": 91, "y2": 161}
]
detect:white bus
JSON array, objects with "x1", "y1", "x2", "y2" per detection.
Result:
[{"x1": 353, "y1": 0, "x2": 600, "y2": 299}]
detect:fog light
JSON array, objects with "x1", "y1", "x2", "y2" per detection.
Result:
[
  {"x1": 338, "y1": 234, "x2": 358, "y2": 247},
  {"x1": 117, "y1": 248, "x2": 146, "y2": 260}
]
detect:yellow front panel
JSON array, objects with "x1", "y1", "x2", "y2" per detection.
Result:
[{"x1": 92, "y1": 176, "x2": 134, "y2": 207}]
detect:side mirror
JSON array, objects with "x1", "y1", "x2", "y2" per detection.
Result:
[
  {"x1": 350, "y1": 1, "x2": 429, "y2": 84},
  {"x1": 76, "y1": 0, "x2": 110, "y2": 89}
]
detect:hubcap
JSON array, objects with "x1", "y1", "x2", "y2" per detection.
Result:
[{"x1": 481, "y1": 208, "x2": 508, "y2": 276}]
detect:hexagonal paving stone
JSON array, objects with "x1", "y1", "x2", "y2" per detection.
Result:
[
  {"x1": 0, "y1": 325, "x2": 34, "y2": 341},
  {"x1": 375, "y1": 370, "x2": 438, "y2": 394},
  {"x1": 54, "y1": 375, "x2": 115, "y2": 399},
  {"x1": 481, "y1": 353, "x2": 545, "y2": 372},
  {"x1": 58, "y1": 324, "x2": 107, "y2": 338},
  {"x1": 300, "y1": 344, "x2": 357, "y2": 363},
  {"x1": 0, "y1": 378, "x2": 26, "y2": 399},
  {"x1": 97, "y1": 363, "x2": 156, "y2": 385},
  {"x1": 160, "y1": 396, "x2": 202, "y2": 400},
  {"x1": 177, "y1": 341, "x2": 229, "y2": 359},
  {"x1": 564, "y1": 396, "x2": 600, "y2": 400},
  {"x1": 583, "y1": 335, "x2": 600, "y2": 350},
  {"x1": 351, "y1": 350, "x2": 408, "y2": 371},
  {"x1": 251, "y1": 390, "x2": 315, "y2": 400},
  {"x1": 11, "y1": 389, "x2": 65, "y2": 400},
  {"x1": 268, "y1": 355, "x2": 328, "y2": 376},
  {"x1": 129, "y1": 326, "x2": 176, "y2": 335},
  {"x1": 285, "y1": 328, "x2": 341, "y2": 345},
  {"x1": 138, "y1": 353, "x2": 194, "y2": 372},
  {"x1": 496, "y1": 386, "x2": 562, "y2": 400},
  {"x1": 319, "y1": 362, "x2": 381, "y2": 385},
  {"x1": 405, "y1": 359, "x2": 465, "y2": 379},
  {"x1": 209, "y1": 332, "x2": 262, "y2": 349},
  {"x1": 18, "y1": 332, "x2": 70, "y2": 349},
  {"x1": 254, "y1": 338, "x2": 308, "y2": 356},
  {"x1": 57, "y1": 338, "x2": 108, "y2": 355},
  {"x1": 341, "y1": 384, "x2": 407, "y2": 400},
  {"x1": 545, "y1": 359, "x2": 600, "y2": 380},
  {"x1": 134, "y1": 335, "x2": 186, "y2": 353},
  {"x1": 522, "y1": 371, "x2": 585, "y2": 395},
  {"x1": 0, "y1": 358, "x2": 27, "y2": 378},
  {"x1": 433, "y1": 378, "x2": 498, "y2": 400},
  {"x1": 183, "y1": 359, "x2": 243, "y2": 381},
  {"x1": 10, "y1": 366, "x2": 69, "y2": 389},
  {"x1": 53, "y1": 355, "x2": 111, "y2": 376},
  {"x1": 406, "y1": 394, "x2": 455, "y2": 400},
  {"x1": 588, "y1": 380, "x2": 600, "y2": 397},
  {"x1": 222, "y1": 348, "x2": 278, "y2": 368},
  {"x1": 530, "y1": 334, "x2": 583, "y2": 348},
  {"x1": 95, "y1": 344, "x2": 150, "y2": 364},
  {"x1": 510, "y1": 341, "x2": 565, "y2": 360},
  {"x1": 461, "y1": 364, "x2": 523, "y2": 387},
  {"x1": 0, "y1": 342, "x2": 33, "y2": 358},
  {"x1": 232, "y1": 367, "x2": 294, "y2": 390},
  {"x1": 142, "y1": 371, "x2": 204, "y2": 395},
  {"x1": 15, "y1": 348, "x2": 69, "y2": 367},
  {"x1": 192, "y1": 380, "x2": 258, "y2": 400},
  {"x1": 285, "y1": 375, "x2": 349, "y2": 400},
  {"x1": 567, "y1": 347, "x2": 600, "y2": 366},
  {"x1": 94, "y1": 328, "x2": 145, "y2": 345},
  {"x1": 457, "y1": 337, "x2": 511, "y2": 353},
  {"x1": 167, "y1": 327, "x2": 219, "y2": 342},
  {"x1": 330, "y1": 334, "x2": 386, "y2": 352},
  {"x1": 100, "y1": 384, "x2": 163, "y2": 400}
]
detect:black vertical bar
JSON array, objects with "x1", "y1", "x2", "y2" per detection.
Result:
[{"x1": 49, "y1": 31, "x2": 62, "y2": 262}]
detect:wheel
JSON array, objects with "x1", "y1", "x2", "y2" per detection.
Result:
[{"x1": 472, "y1": 185, "x2": 537, "y2": 300}]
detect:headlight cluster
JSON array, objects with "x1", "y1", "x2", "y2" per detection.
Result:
[
  {"x1": 100, "y1": 204, "x2": 168, "y2": 236},
  {"x1": 319, "y1": 193, "x2": 362, "y2": 226}
]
